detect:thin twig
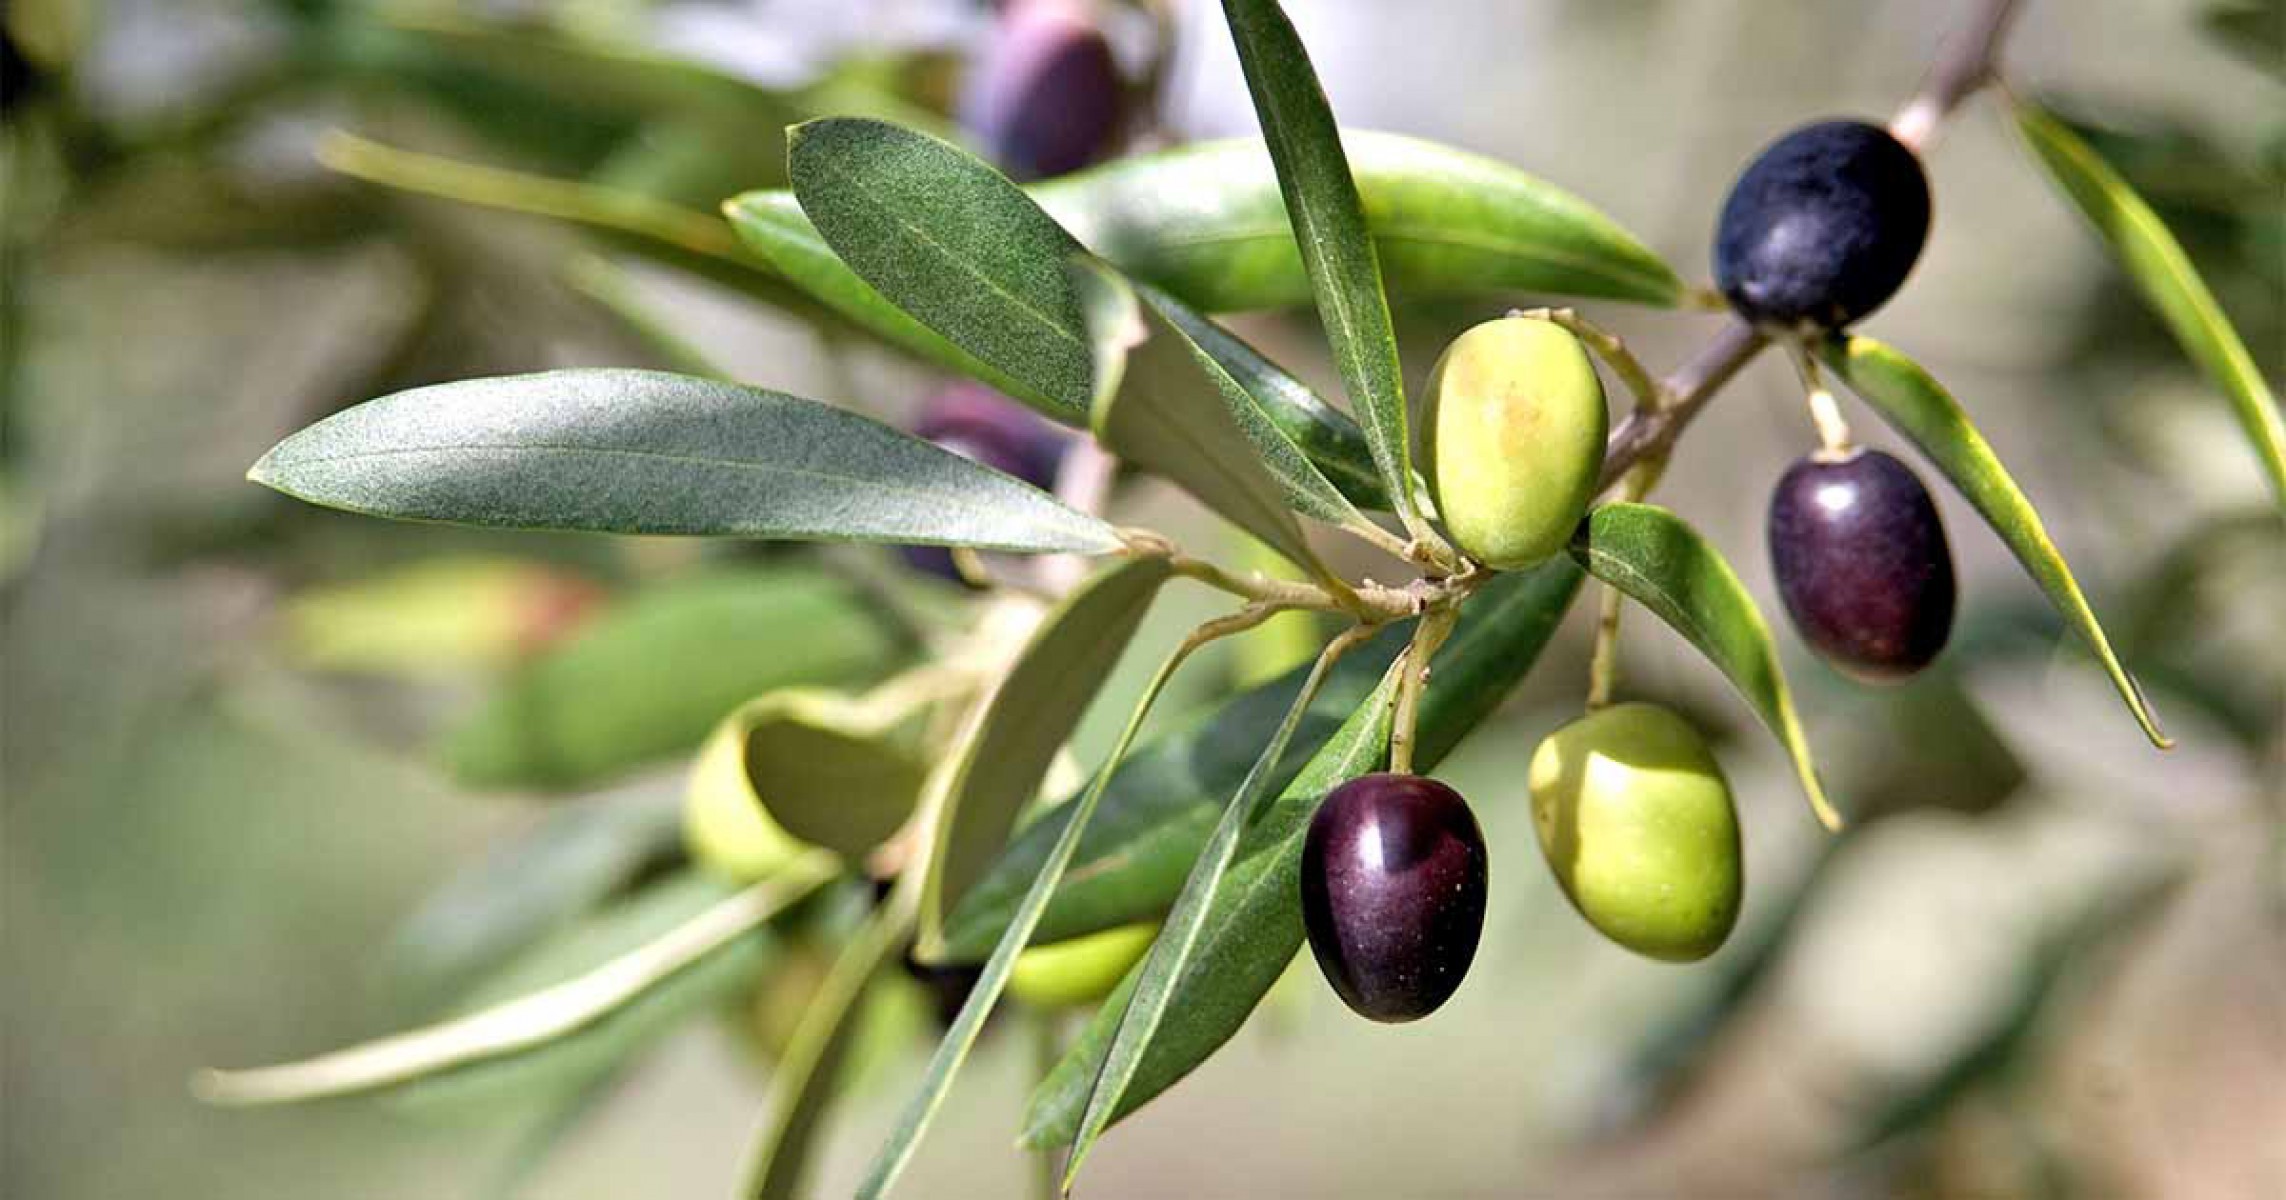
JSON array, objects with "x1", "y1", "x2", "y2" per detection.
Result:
[{"x1": 1596, "y1": 0, "x2": 2025, "y2": 492}]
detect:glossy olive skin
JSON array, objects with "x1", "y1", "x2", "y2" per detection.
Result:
[
  {"x1": 1422, "y1": 315, "x2": 1608, "y2": 569},
  {"x1": 1768, "y1": 448, "x2": 1955, "y2": 681},
  {"x1": 1300, "y1": 774, "x2": 1488, "y2": 1023},
  {"x1": 960, "y1": 0, "x2": 1126, "y2": 181},
  {"x1": 902, "y1": 383, "x2": 1071, "y2": 581},
  {"x1": 1714, "y1": 119, "x2": 1930, "y2": 330},
  {"x1": 1529, "y1": 704, "x2": 1741, "y2": 962}
]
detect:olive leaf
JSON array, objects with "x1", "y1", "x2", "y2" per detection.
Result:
[
  {"x1": 1061, "y1": 627, "x2": 1368, "y2": 1189},
  {"x1": 725, "y1": 189, "x2": 1395, "y2": 515},
  {"x1": 1070, "y1": 258, "x2": 1357, "y2": 575},
  {"x1": 193, "y1": 861, "x2": 837, "y2": 1108},
  {"x1": 738, "y1": 688, "x2": 931, "y2": 861},
  {"x1": 938, "y1": 624, "x2": 1408, "y2": 962},
  {"x1": 917, "y1": 556, "x2": 1174, "y2": 953},
  {"x1": 855, "y1": 608, "x2": 1241, "y2": 1200},
  {"x1": 787, "y1": 118, "x2": 1095, "y2": 421},
  {"x1": 1022, "y1": 560, "x2": 1584, "y2": 1147},
  {"x1": 440, "y1": 568, "x2": 902, "y2": 789},
  {"x1": 2012, "y1": 98, "x2": 2286, "y2": 511},
  {"x1": 250, "y1": 369, "x2": 1123, "y2": 553},
  {"x1": 739, "y1": 888, "x2": 915, "y2": 1200},
  {"x1": 1218, "y1": 0, "x2": 1425, "y2": 538},
  {"x1": 1571, "y1": 502, "x2": 1844, "y2": 831},
  {"x1": 1034, "y1": 131, "x2": 1686, "y2": 310},
  {"x1": 722, "y1": 191, "x2": 1043, "y2": 407},
  {"x1": 318, "y1": 133, "x2": 799, "y2": 308},
  {"x1": 1821, "y1": 335, "x2": 2173, "y2": 748}
]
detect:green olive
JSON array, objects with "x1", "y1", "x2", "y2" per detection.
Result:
[
  {"x1": 682, "y1": 715, "x2": 805, "y2": 883},
  {"x1": 1422, "y1": 315, "x2": 1607, "y2": 568},
  {"x1": 1008, "y1": 923, "x2": 1159, "y2": 1010},
  {"x1": 1527, "y1": 702, "x2": 1741, "y2": 962}
]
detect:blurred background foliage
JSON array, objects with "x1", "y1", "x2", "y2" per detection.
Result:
[{"x1": 3, "y1": 1, "x2": 2280, "y2": 1198}]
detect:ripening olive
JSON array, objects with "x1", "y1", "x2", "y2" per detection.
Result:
[
  {"x1": 1422, "y1": 315, "x2": 1608, "y2": 569},
  {"x1": 1714, "y1": 119, "x2": 1931, "y2": 330},
  {"x1": 1300, "y1": 774, "x2": 1488, "y2": 1023},
  {"x1": 683, "y1": 716, "x2": 805, "y2": 883},
  {"x1": 959, "y1": 0, "x2": 1127, "y2": 181},
  {"x1": 1768, "y1": 448, "x2": 1955, "y2": 681},
  {"x1": 1008, "y1": 923, "x2": 1158, "y2": 1010},
  {"x1": 1528, "y1": 704, "x2": 1741, "y2": 962}
]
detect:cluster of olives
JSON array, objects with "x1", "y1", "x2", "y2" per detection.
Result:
[{"x1": 1300, "y1": 119, "x2": 1964, "y2": 1021}]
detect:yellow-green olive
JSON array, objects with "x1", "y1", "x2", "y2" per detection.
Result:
[
  {"x1": 1422, "y1": 315, "x2": 1608, "y2": 568},
  {"x1": 1007, "y1": 923, "x2": 1158, "y2": 1009},
  {"x1": 1527, "y1": 703, "x2": 1741, "y2": 962},
  {"x1": 682, "y1": 715, "x2": 805, "y2": 883}
]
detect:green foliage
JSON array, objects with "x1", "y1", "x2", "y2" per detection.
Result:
[{"x1": 443, "y1": 569, "x2": 902, "y2": 789}]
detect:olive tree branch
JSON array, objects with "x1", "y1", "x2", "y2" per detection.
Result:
[{"x1": 1595, "y1": 0, "x2": 2025, "y2": 493}]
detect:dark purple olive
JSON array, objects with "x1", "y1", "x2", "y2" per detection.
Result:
[
  {"x1": 1714, "y1": 119, "x2": 1930, "y2": 330},
  {"x1": 902, "y1": 383, "x2": 1072, "y2": 582},
  {"x1": 1768, "y1": 448, "x2": 1956, "y2": 681},
  {"x1": 1300, "y1": 773, "x2": 1488, "y2": 1023},
  {"x1": 960, "y1": 0, "x2": 1127, "y2": 181}
]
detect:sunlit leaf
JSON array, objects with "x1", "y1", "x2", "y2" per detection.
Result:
[
  {"x1": 1218, "y1": 0, "x2": 1424, "y2": 534},
  {"x1": 1822, "y1": 335, "x2": 2174, "y2": 748},
  {"x1": 1022, "y1": 560, "x2": 1583, "y2": 1146},
  {"x1": 2013, "y1": 98, "x2": 2286, "y2": 510},
  {"x1": 250, "y1": 369, "x2": 1123, "y2": 553},
  {"x1": 788, "y1": 118, "x2": 1094, "y2": 420},
  {"x1": 442, "y1": 568, "x2": 901, "y2": 790},
  {"x1": 1572, "y1": 502, "x2": 1843, "y2": 831},
  {"x1": 918, "y1": 556, "x2": 1174, "y2": 951},
  {"x1": 1034, "y1": 132, "x2": 1686, "y2": 310},
  {"x1": 194, "y1": 862, "x2": 837, "y2": 1108},
  {"x1": 1070, "y1": 258, "x2": 1351, "y2": 574}
]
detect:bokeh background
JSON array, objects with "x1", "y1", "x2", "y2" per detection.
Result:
[{"x1": 4, "y1": 1, "x2": 2281, "y2": 1198}]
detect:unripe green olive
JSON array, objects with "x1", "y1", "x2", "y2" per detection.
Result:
[
  {"x1": 1007, "y1": 923, "x2": 1158, "y2": 1010},
  {"x1": 1422, "y1": 315, "x2": 1608, "y2": 569},
  {"x1": 1527, "y1": 702, "x2": 1741, "y2": 962},
  {"x1": 683, "y1": 715, "x2": 805, "y2": 883}
]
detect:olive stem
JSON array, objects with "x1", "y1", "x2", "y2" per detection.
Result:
[
  {"x1": 1387, "y1": 605, "x2": 1460, "y2": 775},
  {"x1": 1028, "y1": 1014, "x2": 1063, "y2": 1200},
  {"x1": 1516, "y1": 306, "x2": 1662, "y2": 412},
  {"x1": 1784, "y1": 337, "x2": 1856, "y2": 456},
  {"x1": 1584, "y1": 463, "x2": 1657, "y2": 710},
  {"x1": 1596, "y1": 0, "x2": 2022, "y2": 493},
  {"x1": 1124, "y1": 528, "x2": 1456, "y2": 625}
]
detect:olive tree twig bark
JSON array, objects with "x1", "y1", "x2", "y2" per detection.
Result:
[{"x1": 1594, "y1": 0, "x2": 2026, "y2": 494}]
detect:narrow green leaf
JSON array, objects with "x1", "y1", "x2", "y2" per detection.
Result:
[
  {"x1": 1070, "y1": 258, "x2": 1353, "y2": 571},
  {"x1": 788, "y1": 118, "x2": 1094, "y2": 420},
  {"x1": 375, "y1": 12, "x2": 798, "y2": 124},
  {"x1": 918, "y1": 556, "x2": 1175, "y2": 951},
  {"x1": 938, "y1": 624, "x2": 1406, "y2": 962},
  {"x1": 384, "y1": 789, "x2": 684, "y2": 1003},
  {"x1": 2013, "y1": 98, "x2": 2286, "y2": 510},
  {"x1": 250, "y1": 369, "x2": 1123, "y2": 552},
  {"x1": 722, "y1": 192, "x2": 1050, "y2": 410},
  {"x1": 1062, "y1": 628, "x2": 1361, "y2": 1188},
  {"x1": 738, "y1": 689, "x2": 930, "y2": 861},
  {"x1": 1034, "y1": 132, "x2": 1687, "y2": 310},
  {"x1": 740, "y1": 887, "x2": 914, "y2": 1200},
  {"x1": 720, "y1": 191, "x2": 1390, "y2": 506},
  {"x1": 1821, "y1": 335, "x2": 2174, "y2": 748},
  {"x1": 318, "y1": 133, "x2": 797, "y2": 307},
  {"x1": 2200, "y1": 1, "x2": 2286, "y2": 80},
  {"x1": 193, "y1": 861, "x2": 837, "y2": 1108},
  {"x1": 1219, "y1": 0, "x2": 1421, "y2": 533},
  {"x1": 1021, "y1": 561, "x2": 1584, "y2": 1146},
  {"x1": 440, "y1": 568, "x2": 901, "y2": 790},
  {"x1": 856, "y1": 614, "x2": 1228, "y2": 1200},
  {"x1": 1572, "y1": 502, "x2": 1843, "y2": 831}
]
